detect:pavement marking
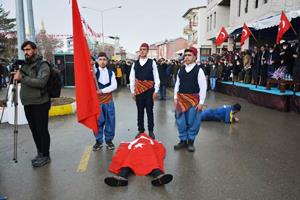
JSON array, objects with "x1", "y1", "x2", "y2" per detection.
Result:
[{"x1": 77, "y1": 145, "x2": 92, "y2": 173}]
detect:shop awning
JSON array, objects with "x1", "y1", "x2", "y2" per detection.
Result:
[{"x1": 229, "y1": 9, "x2": 300, "y2": 35}]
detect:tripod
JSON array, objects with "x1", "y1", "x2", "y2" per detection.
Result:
[
  {"x1": 12, "y1": 79, "x2": 19, "y2": 163},
  {"x1": 0, "y1": 75, "x2": 19, "y2": 163}
]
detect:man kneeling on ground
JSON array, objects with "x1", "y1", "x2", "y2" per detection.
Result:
[{"x1": 104, "y1": 133, "x2": 173, "y2": 187}]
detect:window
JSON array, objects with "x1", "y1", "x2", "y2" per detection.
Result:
[
  {"x1": 193, "y1": 15, "x2": 198, "y2": 26},
  {"x1": 207, "y1": 17, "x2": 209, "y2": 32},
  {"x1": 193, "y1": 31, "x2": 198, "y2": 42},
  {"x1": 209, "y1": 14, "x2": 212, "y2": 31},
  {"x1": 238, "y1": 0, "x2": 241, "y2": 16},
  {"x1": 245, "y1": 0, "x2": 249, "y2": 13},
  {"x1": 255, "y1": 0, "x2": 259, "y2": 8},
  {"x1": 213, "y1": 12, "x2": 216, "y2": 29}
]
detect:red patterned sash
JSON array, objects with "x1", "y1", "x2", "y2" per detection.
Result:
[
  {"x1": 98, "y1": 93, "x2": 113, "y2": 105},
  {"x1": 176, "y1": 93, "x2": 199, "y2": 113},
  {"x1": 135, "y1": 79, "x2": 154, "y2": 95}
]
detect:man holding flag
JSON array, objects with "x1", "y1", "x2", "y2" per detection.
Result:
[{"x1": 92, "y1": 52, "x2": 117, "y2": 151}]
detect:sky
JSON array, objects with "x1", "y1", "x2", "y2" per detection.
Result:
[{"x1": 0, "y1": 0, "x2": 207, "y2": 53}]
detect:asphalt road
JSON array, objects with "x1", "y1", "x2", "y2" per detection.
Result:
[{"x1": 1, "y1": 87, "x2": 300, "y2": 200}]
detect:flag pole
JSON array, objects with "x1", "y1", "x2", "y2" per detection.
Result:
[
  {"x1": 251, "y1": 34, "x2": 258, "y2": 43},
  {"x1": 91, "y1": 63, "x2": 100, "y2": 91},
  {"x1": 290, "y1": 24, "x2": 298, "y2": 36}
]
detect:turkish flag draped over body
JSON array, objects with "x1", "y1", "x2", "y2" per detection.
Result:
[
  {"x1": 109, "y1": 133, "x2": 166, "y2": 176},
  {"x1": 240, "y1": 23, "x2": 254, "y2": 46},
  {"x1": 72, "y1": 0, "x2": 100, "y2": 133},
  {"x1": 215, "y1": 26, "x2": 229, "y2": 46},
  {"x1": 276, "y1": 11, "x2": 292, "y2": 44}
]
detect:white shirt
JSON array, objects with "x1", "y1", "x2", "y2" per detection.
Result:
[
  {"x1": 129, "y1": 57, "x2": 160, "y2": 94},
  {"x1": 96, "y1": 66, "x2": 117, "y2": 93},
  {"x1": 174, "y1": 63, "x2": 207, "y2": 105}
]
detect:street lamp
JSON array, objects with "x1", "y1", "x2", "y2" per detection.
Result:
[{"x1": 82, "y1": 5, "x2": 122, "y2": 44}]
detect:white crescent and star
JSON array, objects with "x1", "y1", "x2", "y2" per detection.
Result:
[
  {"x1": 242, "y1": 29, "x2": 248, "y2": 37},
  {"x1": 128, "y1": 136, "x2": 154, "y2": 150},
  {"x1": 220, "y1": 32, "x2": 226, "y2": 38},
  {"x1": 282, "y1": 20, "x2": 285, "y2": 29},
  {"x1": 134, "y1": 143, "x2": 144, "y2": 149}
]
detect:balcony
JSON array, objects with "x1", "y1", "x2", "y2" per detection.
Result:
[
  {"x1": 183, "y1": 25, "x2": 193, "y2": 35},
  {"x1": 192, "y1": 21, "x2": 198, "y2": 27}
]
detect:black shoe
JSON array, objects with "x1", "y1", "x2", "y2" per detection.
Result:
[
  {"x1": 31, "y1": 152, "x2": 43, "y2": 164},
  {"x1": 106, "y1": 141, "x2": 115, "y2": 150},
  {"x1": 93, "y1": 141, "x2": 103, "y2": 151},
  {"x1": 32, "y1": 156, "x2": 51, "y2": 167},
  {"x1": 174, "y1": 141, "x2": 187, "y2": 150},
  {"x1": 149, "y1": 131, "x2": 155, "y2": 139},
  {"x1": 151, "y1": 174, "x2": 173, "y2": 186},
  {"x1": 104, "y1": 176, "x2": 128, "y2": 187},
  {"x1": 187, "y1": 140, "x2": 195, "y2": 152}
]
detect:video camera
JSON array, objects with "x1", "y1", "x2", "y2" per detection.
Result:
[{"x1": 10, "y1": 59, "x2": 25, "y2": 72}]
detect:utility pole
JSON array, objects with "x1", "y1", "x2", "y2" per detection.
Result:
[
  {"x1": 15, "y1": 0, "x2": 26, "y2": 59},
  {"x1": 27, "y1": 0, "x2": 36, "y2": 42}
]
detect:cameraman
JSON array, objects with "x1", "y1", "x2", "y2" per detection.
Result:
[{"x1": 13, "y1": 41, "x2": 51, "y2": 167}]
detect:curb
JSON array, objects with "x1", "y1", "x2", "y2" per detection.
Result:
[{"x1": 49, "y1": 102, "x2": 76, "y2": 117}]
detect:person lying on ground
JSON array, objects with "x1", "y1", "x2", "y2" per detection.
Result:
[{"x1": 104, "y1": 133, "x2": 173, "y2": 187}]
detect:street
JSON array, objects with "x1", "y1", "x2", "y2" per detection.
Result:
[{"x1": 1, "y1": 88, "x2": 300, "y2": 200}]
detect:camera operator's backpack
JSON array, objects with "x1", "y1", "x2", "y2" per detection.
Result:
[{"x1": 36, "y1": 60, "x2": 62, "y2": 98}]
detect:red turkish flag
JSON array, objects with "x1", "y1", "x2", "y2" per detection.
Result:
[
  {"x1": 276, "y1": 11, "x2": 291, "y2": 44},
  {"x1": 240, "y1": 23, "x2": 253, "y2": 46},
  {"x1": 109, "y1": 133, "x2": 166, "y2": 176},
  {"x1": 215, "y1": 27, "x2": 229, "y2": 46},
  {"x1": 72, "y1": 0, "x2": 100, "y2": 133}
]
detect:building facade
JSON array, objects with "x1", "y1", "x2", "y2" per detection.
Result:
[
  {"x1": 230, "y1": 0, "x2": 300, "y2": 28},
  {"x1": 182, "y1": 6, "x2": 212, "y2": 60},
  {"x1": 157, "y1": 38, "x2": 189, "y2": 60},
  {"x1": 206, "y1": 0, "x2": 230, "y2": 53}
]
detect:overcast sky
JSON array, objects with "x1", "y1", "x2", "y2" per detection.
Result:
[{"x1": 1, "y1": 0, "x2": 207, "y2": 53}]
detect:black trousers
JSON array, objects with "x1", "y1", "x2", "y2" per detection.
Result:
[
  {"x1": 260, "y1": 65, "x2": 268, "y2": 86},
  {"x1": 135, "y1": 88, "x2": 154, "y2": 133},
  {"x1": 118, "y1": 167, "x2": 162, "y2": 179},
  {"x1": 24, "y1": 101, "x2": 51, "y2": 157}
]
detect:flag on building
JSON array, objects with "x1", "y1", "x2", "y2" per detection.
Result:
[
  {"x1": 215, "y1": 26, "x2": 229, "y2": 46},
  {"x1": 276, "y1": 11, "x2": 292, "y2": 44},
  {"x1": 240, "y1": 23, "x2": 254, "y2": 46}
]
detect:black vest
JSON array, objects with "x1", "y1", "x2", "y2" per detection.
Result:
[
  {"x1": 95, "y1": 67, "x2": 113, "y2": 89},
  {"x1": 178, "y1": 65, "x2": 200, "y2": 93},
  {"x1": 134, "y1": 59, "x2": 154, "y2": 81}
]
